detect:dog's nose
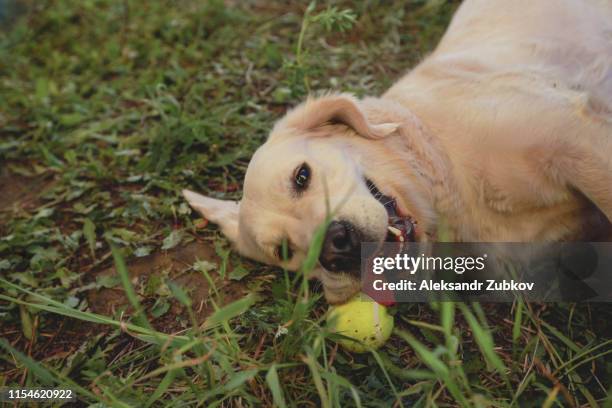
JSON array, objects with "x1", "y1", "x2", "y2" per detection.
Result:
[{"x1": 319, "y1": 221, "x2": 361, "y2": 272}]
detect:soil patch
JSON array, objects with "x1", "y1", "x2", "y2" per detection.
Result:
[
  {"x1": 0, "y1": 167, "x2": 54, "y2": 212},
  {"x1": 87, "y1": 240, "x2": 249, "y2": 331}
]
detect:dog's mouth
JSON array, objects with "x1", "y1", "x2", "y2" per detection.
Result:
[{"x1": 366, "y1": 179, "x2": 417, "y2": 243}]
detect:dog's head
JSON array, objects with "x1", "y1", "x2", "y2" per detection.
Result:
[{"x1": 184, "y1": 93, "x2": 434, "y2": 303}]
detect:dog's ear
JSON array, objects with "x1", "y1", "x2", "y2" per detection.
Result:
[
  {"x1": 182, "y1": 189, "x2": 240, "y2": 244},
  {"x1": 274, "y1": 93, "x2": 399, "y2": 139}
]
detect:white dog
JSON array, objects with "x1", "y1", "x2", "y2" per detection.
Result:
[{"x1": 184, "y1": 0, "x2": 612, "y2": 303}]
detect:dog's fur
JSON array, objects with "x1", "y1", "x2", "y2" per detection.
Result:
[{"x1": 184, "y1": 0, "x2": 612, "y2": 304}]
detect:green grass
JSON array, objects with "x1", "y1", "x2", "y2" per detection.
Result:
[{"x1": 1, "y1": 0, "x2": 611, "y2": 406}]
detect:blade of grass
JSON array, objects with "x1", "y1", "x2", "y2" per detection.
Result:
[
  {"x1": 538, "y1": 319, "x2": 581, "y2": 354},
  {"x1": 369, "y1": 350, "x2": 404, "y2": 408},
  {"x1": 300, "y1": 214, "x2": 330, "y2": 275},
  {"x1": 19, "y1": 305, "x2": 33, "y2": 340},
  {"x1": 380, "y1": 352, "x2": 437, "y2": 381},
  {"x1": 110, "y1": 243, "x2": 154, "y2": 331},
  {"x1": 440, "y1": 302, "x2": 454, "y2": 337},
  {"x1": 552, "y1": 339, "x2": 612, "y2": 376},
  {"x1": 395, "y1": 328, "x2": 469, "y2": 406},
  {"x1": 302, "y1": 346, "x2": 330, "y2": 408},
  {"x1": 83, "y1": 218, "x2": 96, "y2": 258},
  {"x1": 0, "y1": 338, "x2": 127, "y2": 407},
  {"x1": 203, "y1": 293, "x2": 257, "y2": 329},
  {"x1": 512, "y1": 300, "x2": 523, "y2": 344},
  {"x1": 541, "y1": 385, "x2": 559, "y2": 408},
  {"x1": 557, "y1": 348, "x2": 612, "y2": 379},
  {"x1": 132, "y1": 350, "x2": 214, "y2": 387},
  {"x1": 266, "y1": 364, "x2": 287, "y2": 408},
  {"x1": 439, "y1": 302, "x2": 470, "y2": 393},
  {"x1": 319, "y1": 371, "x2": 362, "y2": 408},
  {"x1": 200, "y1": 369, "x2": 259, "y2": 403},
  {"x1": 459, "y1": 304, "x2": 509, "y2": 386},
  {"x1": 0, "y1": 292, "x2": 191, "y2": 347},
  {"x1": 575, "y1": 381, "x2": 600, "y2": 408},
  {"x1": 402, "y1": 317, "x2": 444, "y2": 333},
  {"x1": 145, "y1": 369, "x2": 179, "y2": 407}
]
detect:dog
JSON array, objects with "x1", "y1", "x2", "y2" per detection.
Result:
[{"x1": 184, "y1": 0, "x2": 612, "y2": 304}]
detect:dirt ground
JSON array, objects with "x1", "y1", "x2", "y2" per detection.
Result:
[
  {"x1": 0, "y1": 168, "x2": 248, "y2": 336},
  {"x1": 0, "y1": 168, "x2": 253, "y2": 383},
  {"x1": 87, "y1": 240, "x2": 249, "y2": 326},
  {"x1": 0, "y1": 168, "x2": 55, "y2": 212}
]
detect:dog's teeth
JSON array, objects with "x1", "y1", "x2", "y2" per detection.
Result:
[{"x1": 387, "y1": 226, "x2": 402, "y2": 236}]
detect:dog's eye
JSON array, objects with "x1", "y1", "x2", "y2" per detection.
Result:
[
  {"x1": 293, "y1": 163, "x2": 311, "y2": 190},
  {"x1": 275, "y1": 241, "x2": 293, "y2": 260}
]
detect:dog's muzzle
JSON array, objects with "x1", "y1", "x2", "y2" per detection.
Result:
[{"x1": 318, "y1": 220, "x2": 361, "y2": 274}]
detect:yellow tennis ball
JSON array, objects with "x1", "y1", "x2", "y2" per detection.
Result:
[{"x1": 327, "y1": 294, "x2": 394, "y2": 353}]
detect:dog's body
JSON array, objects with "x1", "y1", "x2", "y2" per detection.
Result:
[
  {"x1": 385, "y1": 0, "x2": 612, "y2": 242},
  {"x1": 185, "y1": 0, "x2": 612, "y2": 303}
]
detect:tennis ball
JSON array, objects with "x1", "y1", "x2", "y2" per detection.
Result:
[{"x1": 327, "y1": 293, "x2": 394, "y2": 353}]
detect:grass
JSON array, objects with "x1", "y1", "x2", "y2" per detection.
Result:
[{"x1": 1, "y1": 0, "x2": 611, "y2": 406}]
